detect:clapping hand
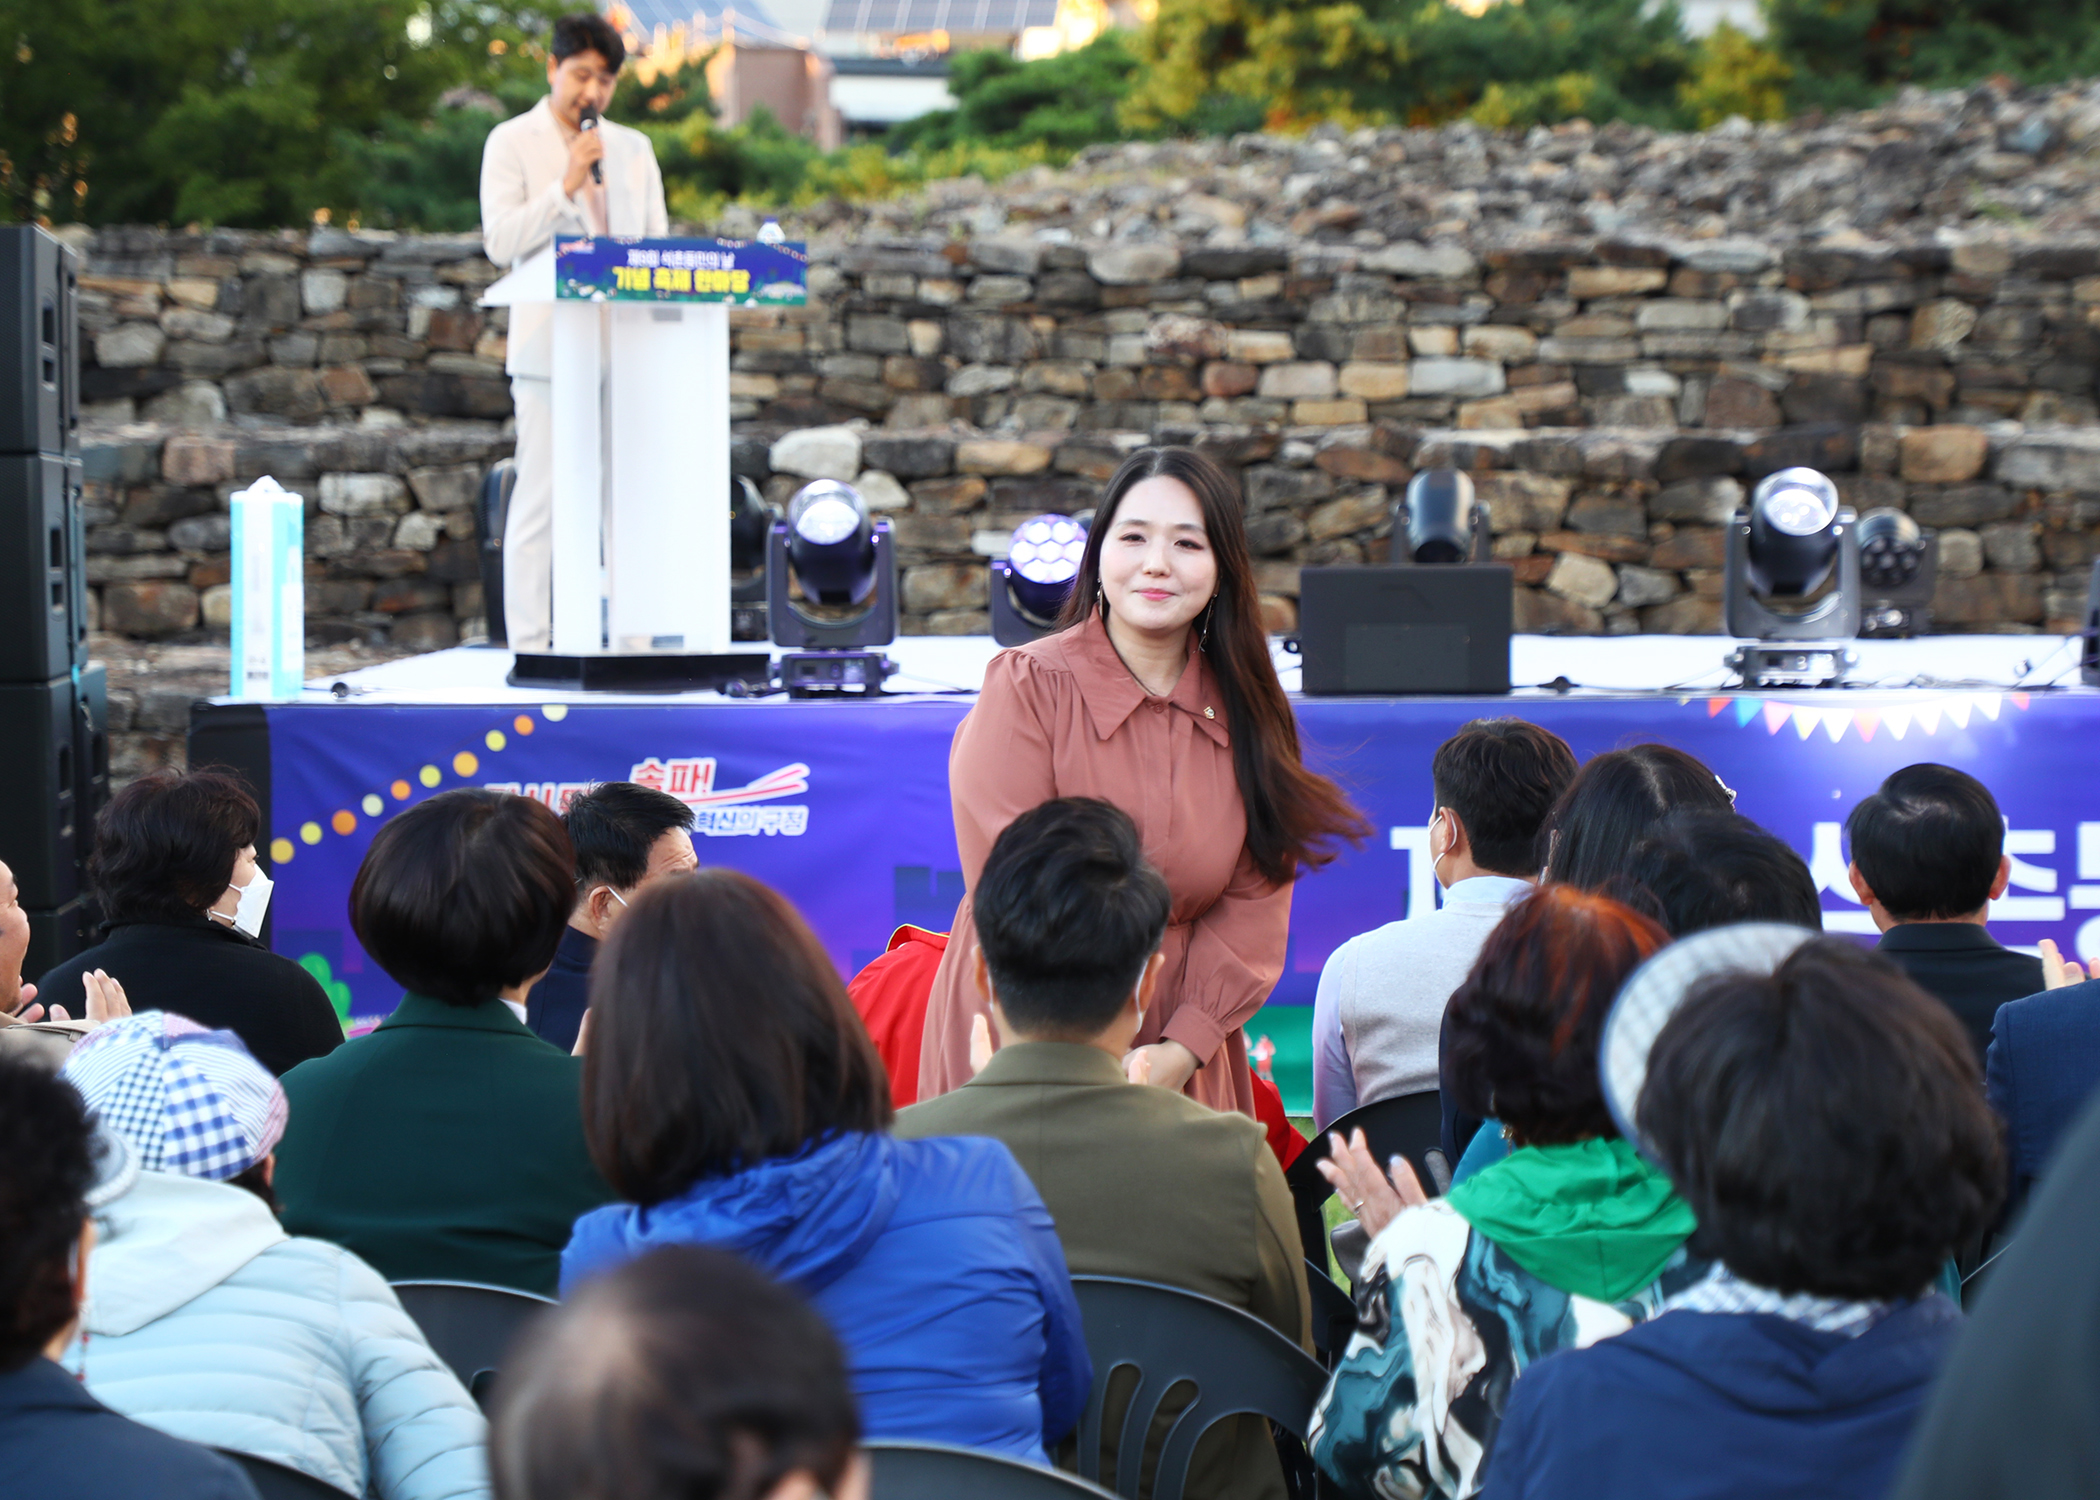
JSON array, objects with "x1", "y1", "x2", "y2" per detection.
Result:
[
  {"x1": 2041, "y1": 939, "x2": 2090, "y2": 990},
  {"x1": 1316, "y1": 1127, "x2": 1429, "y2": 1239},
  {"x1": 46, "y1": 969, "x2": 132, "y2": 1027}
]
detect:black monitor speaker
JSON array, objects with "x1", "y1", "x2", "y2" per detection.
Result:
[
  {"x1": 0, "y1": 453, "x2": 86, "y2": 681},
  {"x1": 1297, "y1": 565, "x2": 1513, "y2": 695},
  {"x1": 0, "y1": 226, "x2": 79, "y2": 458},
  {"x1": 0, "y1": 676, "x2": 83, "y2": 909},
  {"x1": 2083, "y1": 557, "x2": 2100, "y2": 687}
]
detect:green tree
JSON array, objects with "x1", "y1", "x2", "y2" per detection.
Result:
[
  {"x1": 0, "y1": 0, "x2": 564, "y2": 225},
  {"x1": 1125, "y1": 0, "x2": 1696, "y2": 133},
  {"x1": 1763, "y1": 0, "x2": 2100, "y2": 110},
  {"x1": 887, "y1": 31, "x2": 1142, "y2": 153}
]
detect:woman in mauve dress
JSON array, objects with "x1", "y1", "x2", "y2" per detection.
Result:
[{"x1": 917, "y1": 446, "x2": 1367, "y2": 1117}]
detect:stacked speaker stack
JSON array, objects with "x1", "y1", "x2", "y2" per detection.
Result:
[{"x1": 0, "y1": 225, "x2": 106, "y2": 978}]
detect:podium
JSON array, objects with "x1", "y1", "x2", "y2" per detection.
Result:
[{"x1": 481, "y1": 235, "x2": 807, "y2": 690}]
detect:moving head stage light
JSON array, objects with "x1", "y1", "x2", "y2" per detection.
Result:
[
  {"x1": 1855, "y1": 506, "x2": 1938, "y2": 639},
  {"x1": 1723, "y1": 467, "x2": 1862, "y2": 689},
  {"x1": 990, "y1": 513, "x2": 1088, "y2": 647},
  {"x1": 729, "y1": 475, "x2": 774, "y2": 643},
  {"x1": 1393, "y1": 470, "x2": 1491, "y2": 565},
  {"x1": 767, "y1": 479, "x2": 899, "y2": 697}
]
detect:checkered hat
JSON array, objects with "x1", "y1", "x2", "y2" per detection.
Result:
[
  {"x1": 1599, "y1": 924, "x2": 1817, "y2": 1160},
  {"x1": 61, "y1": 1012, "x2": 288, "y2": 1181}
]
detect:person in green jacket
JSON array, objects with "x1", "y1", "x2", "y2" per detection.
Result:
[
  {"x1": 274, "y1": 789, "x2": 611, "y2": 1296},
  {"x1": 1310, "y1": 886, "x2": 1707, "y2": 1500}
]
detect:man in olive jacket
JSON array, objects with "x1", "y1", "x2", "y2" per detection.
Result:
[{"x1": 898, "y1": 798, "x2": 1309, "y2": 1500}]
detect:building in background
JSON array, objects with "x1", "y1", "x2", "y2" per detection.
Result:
[
  {"x1": 829, "y1": 55, "x2": 954, "y2": 136},
  {"x1": 607, "y1": 0, "x2": 843, "y2": 146}
]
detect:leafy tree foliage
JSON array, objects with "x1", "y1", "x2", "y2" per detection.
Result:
[
  {"x1": 887, "y1": 31, "x2": 1141, "y2": 153},
  {"x1": 1763, "y1": 0, "x2": 2100, "y2": 109},
  {"x1": 0, "y1": 0, "x2": 564, "y2": 225}
]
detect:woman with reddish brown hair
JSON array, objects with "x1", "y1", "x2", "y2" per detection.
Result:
[
  {"x1": 918, "y1": 446, "x2": 1367, "y2": 1116},
  {"x1": 1310, "y1": 887, "x2": 1705, "y2": 1500}
]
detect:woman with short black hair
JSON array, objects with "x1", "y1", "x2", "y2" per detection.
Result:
[
  {"x1": 30, "y1": 768, "x2": 341, "y2": 1076},
  {"x1": 1479, "y1": 933, "x2": 2003, "y2": 1500},
  {"x1": 272, "y1": 789, "x2": 608, "y2": 1295},
  {"x1": 563, "y1": 869, "x2": 1092, "y2": 1468}
]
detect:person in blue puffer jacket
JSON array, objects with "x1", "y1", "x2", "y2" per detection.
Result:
[
  {"x1": 562, "y1": 869, "x2": 1092, "y2": 1465},
  {"x1": 60, "y1": 1008, "x2": 488, "y2": 1500}
]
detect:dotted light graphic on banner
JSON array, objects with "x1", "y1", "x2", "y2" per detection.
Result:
[{"x1": 267, "y1": 706, "x2": 561, "y2": 865}]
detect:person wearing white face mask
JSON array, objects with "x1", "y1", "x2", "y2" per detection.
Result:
[
  {"x1": 27, "y1": 770, "x2": 343, "y2": 1077},
  {"x1": 1309, "y1": 720, "x2": 1577, "y2": 1134}
]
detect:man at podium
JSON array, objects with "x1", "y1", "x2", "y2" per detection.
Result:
[{"x1": 480, "y1": 13, "x2": 668, "y2": 651}]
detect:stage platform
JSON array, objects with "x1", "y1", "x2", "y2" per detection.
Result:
[{"x1": 190, "y1": 634, "x2": 2100, "y2": 1114}]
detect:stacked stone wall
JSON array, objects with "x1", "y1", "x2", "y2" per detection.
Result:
[{"x1": 74, "y1": 219, "x2": 2100, "y2": 646}]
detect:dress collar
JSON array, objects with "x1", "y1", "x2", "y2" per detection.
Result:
[{"x1": 1062, "y1": 612, "x2": 1230, "y2": 749}]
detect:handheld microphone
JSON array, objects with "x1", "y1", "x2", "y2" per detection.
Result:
[{"x1": 579, "y1": 103, "x2": 602, "y2": 184}]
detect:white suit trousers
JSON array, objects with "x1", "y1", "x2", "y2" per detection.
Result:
[{"x1": 505, "y1": 375, "x2": 553, "y2": 652}]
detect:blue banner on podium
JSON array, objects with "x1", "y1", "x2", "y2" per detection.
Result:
[{"x1": 555, "y1": 236, "x2": 808, "y2": 305}]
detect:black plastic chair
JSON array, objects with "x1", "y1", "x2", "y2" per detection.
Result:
[
  {"x1": 390, "y1": 1278, "x2": 554, "y2": 1406},
  {"x1": 1286, "y1": 1090, "x2": 1446, "y2": 1266},
  {"x1": 1070, "y1": 1275, "x2": 1330, "y2": 1500},
  {"x1": 475, "y1": 457, "x2": 516, "y2": 645},
  {"x1": 219, "y1": 1451, "x2": 358, "y2": 1500},
  {"x1": 1305, "y1": 1258, "x2": 1358, "y2": 1367},
  {"x1": 866, "y1": 1440, "x2": 1120, "y2": 1500}
]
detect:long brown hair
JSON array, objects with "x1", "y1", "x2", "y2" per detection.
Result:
[
  {"x1": 1057, "y1": 446, "x2": 1368, "y2": 883},
  {"x1": 583, "y1": 870, "x2": 892, "y2": 1205}
]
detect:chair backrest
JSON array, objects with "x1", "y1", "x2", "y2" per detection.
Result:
[
  {"x1": 1304, "y1": 1258, "x2": 1357, "y2": 1366},
  {"x1": 1285, "y1": 1090, "x2": 1445, "y2": 1264},
  {"x1": 390, "y1": 1279, "x2": 555, "y2": 1406},
  {"x1": 219, "y1": 1451, "x2": 359, "y2": 1500},
  {"x1": 866, "y1": 1440, "x2": 1120, "y2": 1500},
  {"x1": 1070, "y1": 1275, "x2": 1329, "y2": 1500}
]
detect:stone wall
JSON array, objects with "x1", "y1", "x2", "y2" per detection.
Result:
[
  {"x1": 76, "y1": 218, "x2": 2100, "y2": 645},
  {"x1": 72, "y1": 78, "x2": 2100, "y2": 646}
]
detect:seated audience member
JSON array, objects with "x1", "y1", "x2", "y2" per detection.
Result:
[
  {"x1": 1313, "y1": 719, "x2": 1575, "y2": 1130},
  {"x1": 0, "y1": 1055, "x2": 260, "y2": 1500},
  {"x1": 30, "y1": 770, "x2": 342, "y2": 1075},
  {"x1": 1451, "y1": 809, "x2": 1826, "y2": 1189},
  {"x1": 897, "y1": 797, "x2": 1308, "y2": 1500},
  {"x1": 846, "y1": 924, "x2": 947, "y2": 1108},
  {"x1": 60, "y1": 1012, "x2": 488, "y2": 1500},
  {"x1": 1312, "y1": 888, "x2": 1702, "y2": 1500},
  {"x1": 563, "y1": 869, "x2": 1091, "y2": 1466},
  {"x1": 1846, "y1": 763, "x2": 2043, "y2": 1065},
  {"x1": 528, "y1": 780, "x2": 697, "y2": 1052},
  {"x1": 1986, "y1": 942, "x2": 2098, "y2": 1206},
  {"x1": 1619, "y1": 811, "x2": 1824, "y2": 936},
  {"x1": 1440, "y1": 743, "x2": 1732, "y2": 1162},
  {"x1": 493, "y1": 1244, "x2": 866, "y2": 1500},
  {"x1": 1482, "y1": 935, "x2": 2001, "y2": 1500},
  {"x1": 274, "y1": 789, "x2": 609, "y2": 1296},
  {"x1": 1891, "y1": 1069, "x2": 2100, "y2": 1500}
]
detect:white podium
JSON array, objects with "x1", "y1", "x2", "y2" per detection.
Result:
[{"x1": 481, "y1": 240, "x2": 741, "y2": 679}]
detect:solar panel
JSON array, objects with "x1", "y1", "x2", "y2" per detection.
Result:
[
  {"x1": 822, "y1": 0, "x2": 1057, "y2": 31},
  {"x1": 607, "y1": 0, "x2": 788, "y2": 36}
]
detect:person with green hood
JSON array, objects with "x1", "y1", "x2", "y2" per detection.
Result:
[{"x1": 1309, "y1": 886, "x2": 1706, "y2": 1500}]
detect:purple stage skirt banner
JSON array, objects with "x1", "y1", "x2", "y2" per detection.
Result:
[{"x1": 259, "y1": 688, "x2": 2100, "y2": 1114}]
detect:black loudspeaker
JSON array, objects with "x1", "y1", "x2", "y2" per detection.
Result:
[
  {"x1": 24, "y1": 899, "x2": 92, "y2": 986},
  {"x1": 476, "y1": 458, "x2": 514, "y2": 646},
  {"x1": 0, "y1": 226, "x2": 79, "y2": 458},
  {"x1": 0, "y1": 677, "x2": 81, "y2": 909},
  {"x1": 74, "y1": 662, "x2": 109, "y2": 853},
  {"x1": 1297, "y1": 565, "x2": 1515, "y2": 695},
  {"x1": 0, "y1": 453, "x2": 86, "y2": 681}
]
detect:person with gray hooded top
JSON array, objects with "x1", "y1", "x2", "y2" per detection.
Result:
[{"x1": 60, "y1": 1008, "x2": 489, "y2": 1500}]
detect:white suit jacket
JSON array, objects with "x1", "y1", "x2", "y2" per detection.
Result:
[{"x1": 479, "y1": 96, "x2": 669, "y2": 379}]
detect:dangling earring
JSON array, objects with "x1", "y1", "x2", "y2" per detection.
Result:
[{"x1": 1199, "y1": 596, "x2": 1216, "y2": 650}]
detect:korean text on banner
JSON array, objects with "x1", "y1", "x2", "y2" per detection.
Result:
[{"x1": 555, "y1": 236, "x2": 809, "y2": 305}]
